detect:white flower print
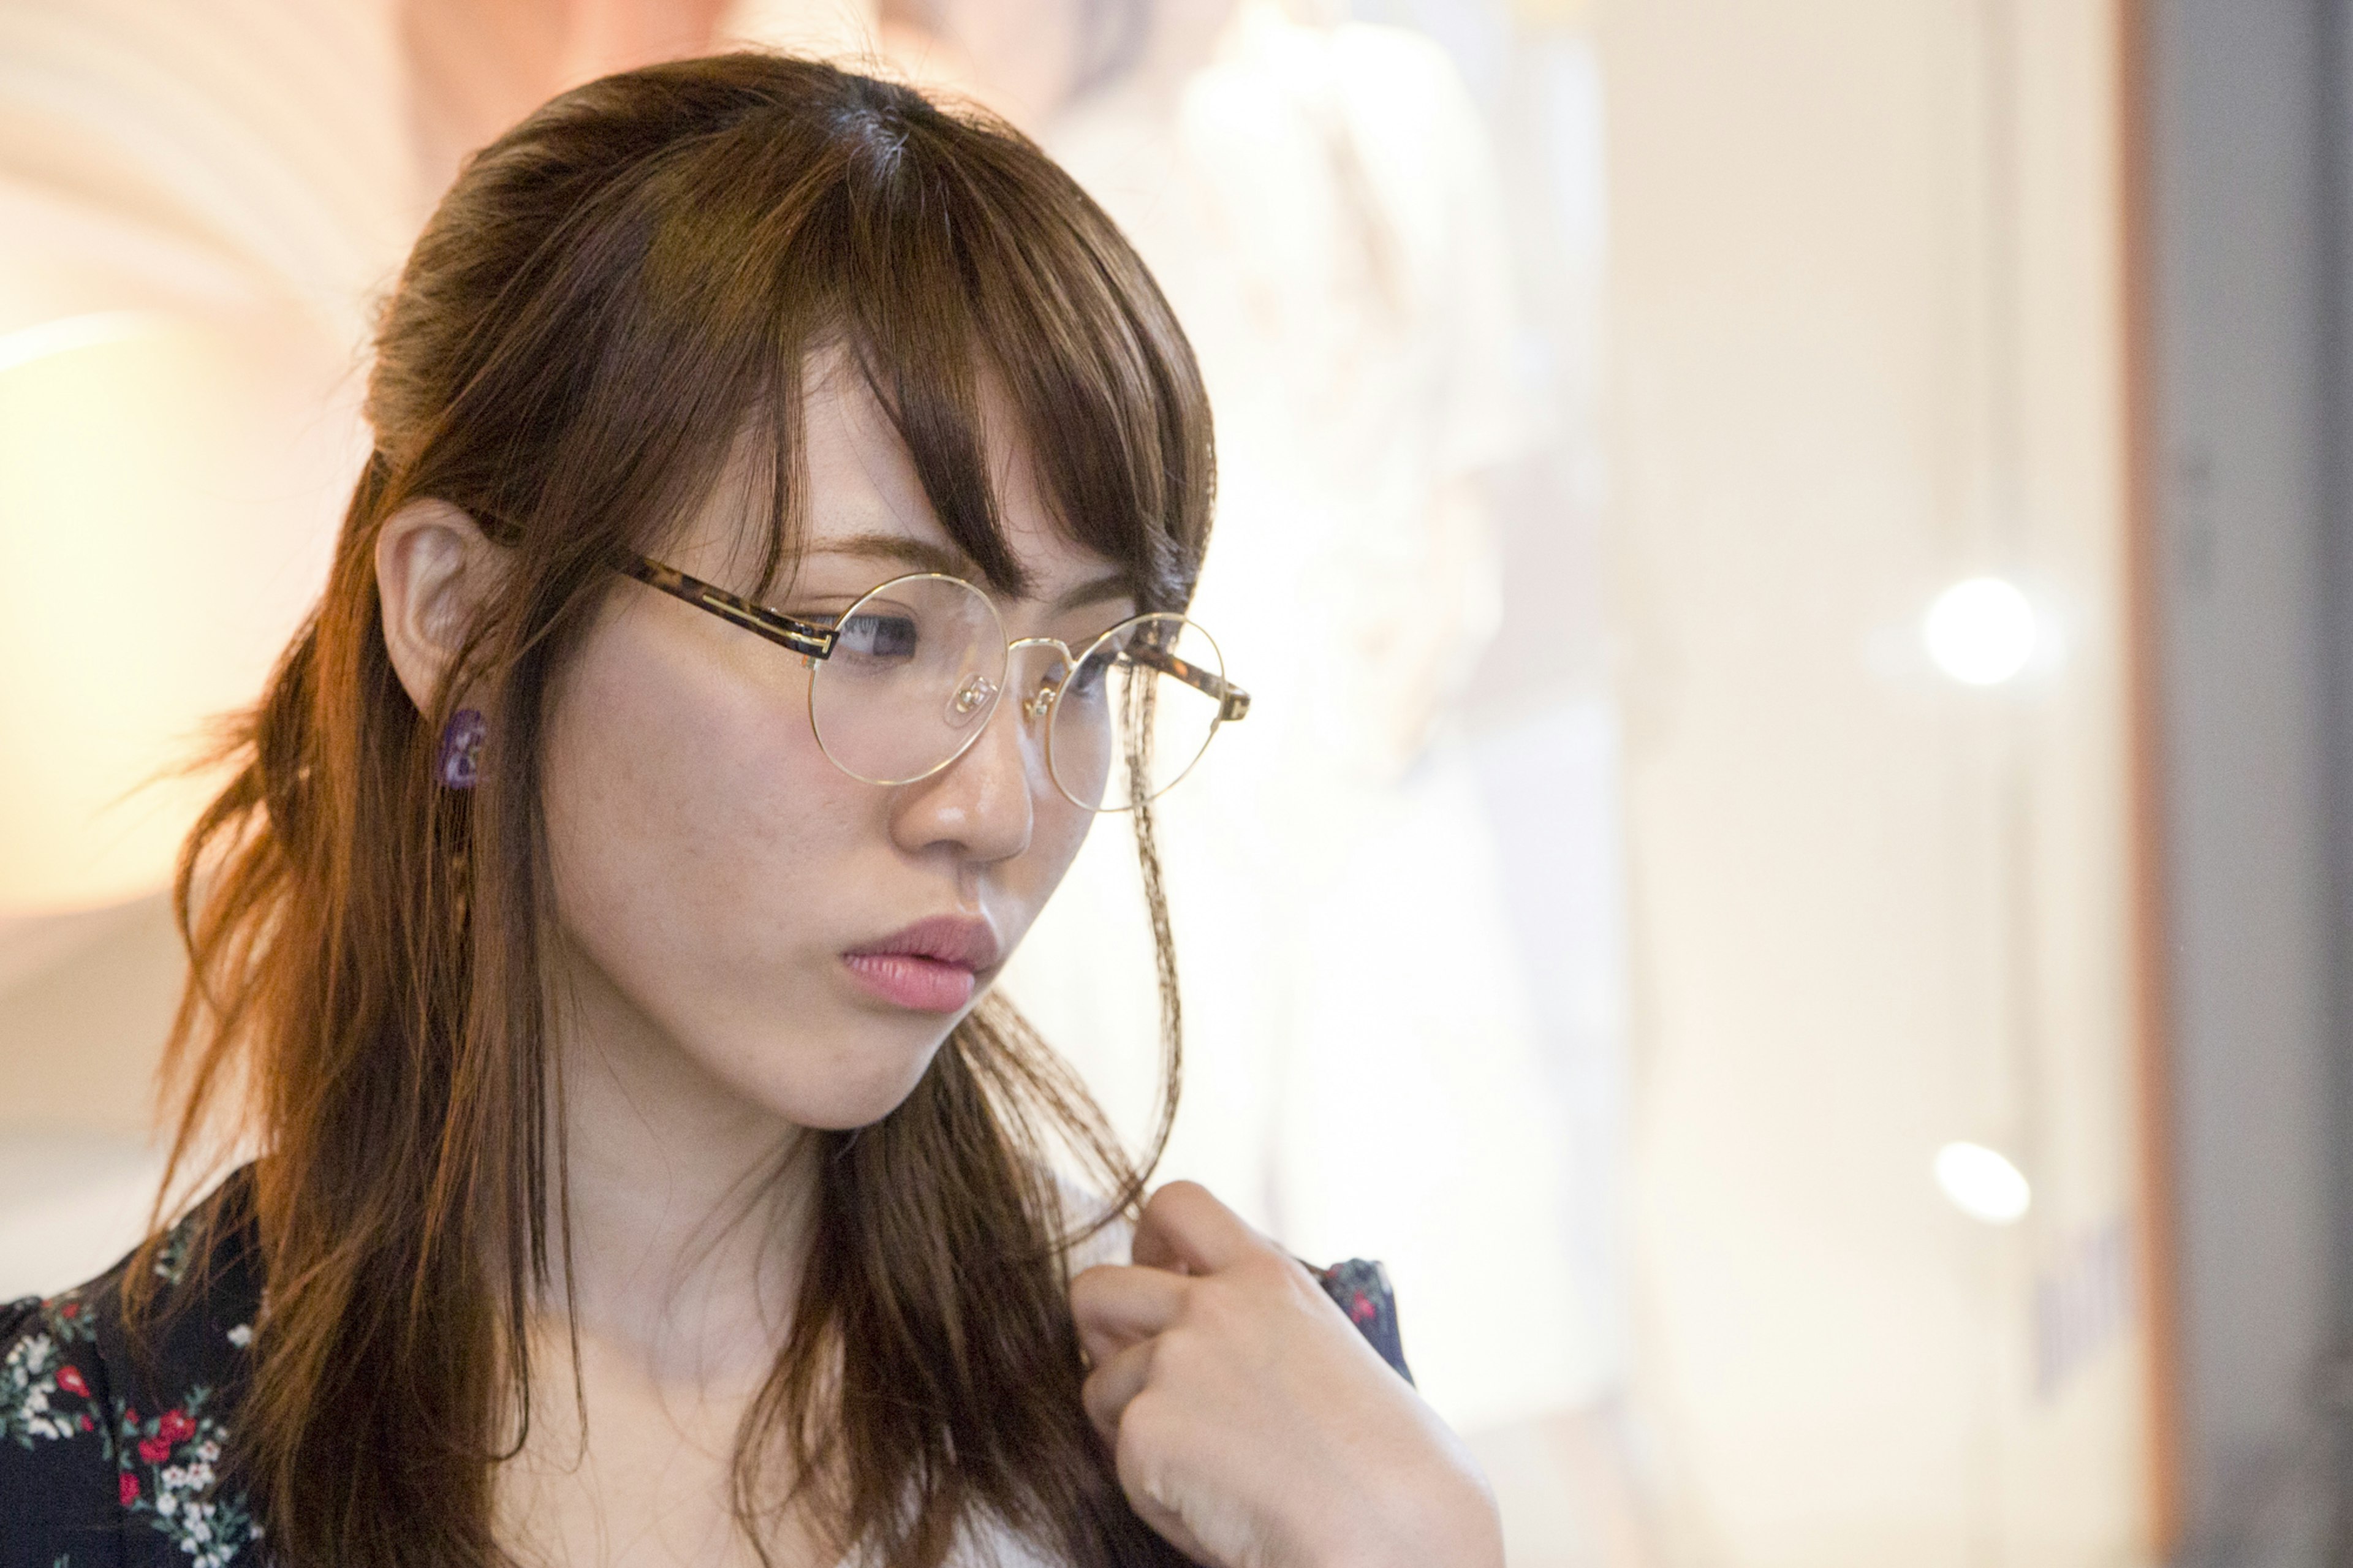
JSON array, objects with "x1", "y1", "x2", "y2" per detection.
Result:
[{"x1": 3, "y1": 1312, "x2": 100, "y2": 1450}]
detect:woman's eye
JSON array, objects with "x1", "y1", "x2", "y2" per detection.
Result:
[{"x1": 836, "y1": 610, "x2": 920, "y2": 661}]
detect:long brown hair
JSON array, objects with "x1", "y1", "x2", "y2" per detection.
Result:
[{"x1": 137, "y1": 53, "x2": 1210, "y2": 1567}]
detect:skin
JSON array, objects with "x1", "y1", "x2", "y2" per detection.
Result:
[{"x1": 374, "y1": 353, "x2": 1502, "y2": 1568}]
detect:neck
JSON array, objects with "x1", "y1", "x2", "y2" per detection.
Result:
[{"x1": 539, "y1": 947, "x2": 819, "y2": 1390}]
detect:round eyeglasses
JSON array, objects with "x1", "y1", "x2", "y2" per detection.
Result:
[{"x1": 616, "y1": 554, "x2": 1250, "y2": 812}]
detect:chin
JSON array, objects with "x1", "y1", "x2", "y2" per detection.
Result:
[{"x1": 745, "y1": 1018, "x2": 958, "y2": 1132}]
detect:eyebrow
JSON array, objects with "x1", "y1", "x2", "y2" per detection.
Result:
[
  {"x1": 809, "y1": 533, "x2": 974, "y2": 578},
  {"x1": 808, "y1": 532, "x2": 1137, "y2": 615}
]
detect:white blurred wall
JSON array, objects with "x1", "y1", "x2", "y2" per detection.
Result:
[
  {"x1": 0, "y1": 0, "x2": 405, "y2": 1297},
  {"x1": 1600, "y1": 0, "x2": 2158, "y2": 1562}
]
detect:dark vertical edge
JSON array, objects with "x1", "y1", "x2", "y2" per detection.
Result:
[
  {"x1": 2114, "y1": 0, "x2": 2187, "y2": 1556},
  {"x1": 2316, "y1": 0, "x2": 2353, "y2": 1556}
]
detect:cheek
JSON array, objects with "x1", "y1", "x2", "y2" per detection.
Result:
[
  {"x1": 993, "y1": 793, "x2": 1101, "y2": 949},
  {"x1": 546, "y1": 616, "x2": 831, "y2": 941},
  {"x1": 539, "y1": 610, "x2": 944, "y2": 1127}
]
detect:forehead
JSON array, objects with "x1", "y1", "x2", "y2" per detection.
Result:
[{"x1": 676, "y1": 348, "x2": 1125, "y2": 599}]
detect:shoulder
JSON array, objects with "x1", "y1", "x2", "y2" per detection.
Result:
[{"x1": 0, "y1": 1166, "x2": 267, "y2": 1568}]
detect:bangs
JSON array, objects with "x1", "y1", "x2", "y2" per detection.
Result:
[{"x1": 553, "y1": 64, "x2": 1214, "y2": 613}]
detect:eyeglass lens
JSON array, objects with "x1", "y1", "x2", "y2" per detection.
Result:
[
  {"x1": 1048, "y1": 613, "x2": 1226, "y2": 811},
  {"x1": 806, "y1": 575, "x2": 1227, "y2": 810}
]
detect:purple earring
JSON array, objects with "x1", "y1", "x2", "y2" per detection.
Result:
[{"x1": 438, "y1": 708, "x2": 486, "y2": 790}]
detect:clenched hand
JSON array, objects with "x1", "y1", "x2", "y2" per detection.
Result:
[{"x1": 1070, "y1": 1182, "x2": 1505, "y2": 1568}]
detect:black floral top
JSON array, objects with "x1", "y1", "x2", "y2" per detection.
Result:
[
  {"x1": 1, "y1": 1170, "x2": 265, "y2": 1568},
  {"x1": 1, "y1": 1169, "x2": 1415, "y2": 1568}
]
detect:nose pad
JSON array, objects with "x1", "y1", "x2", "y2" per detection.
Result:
[
  {"x1": 1002, "y1": 642, "x2": 1070, "y2": 724},
  {"x1": 995, "y1": 643, "x2": 1071, "y2": 796},
  {"x1": 945, "y1": 671, "x2": 997, "y2": 729}
]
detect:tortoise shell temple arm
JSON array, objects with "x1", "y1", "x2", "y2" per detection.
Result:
[
  {"x1": 1124, "y1": 642, "x2": 1251, "y2": 722},
  {"x1": 611, "y1": 551, "x2": 838, "y2": 660}
]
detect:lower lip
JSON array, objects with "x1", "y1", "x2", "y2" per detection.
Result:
[{"x1": 841, "y1": 952, "x2": 979, "y2": 1013}]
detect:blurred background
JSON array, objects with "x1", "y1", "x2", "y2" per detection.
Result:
[{"x1": 1, "y1": 0, "x2": 2345, "y2": 1563}]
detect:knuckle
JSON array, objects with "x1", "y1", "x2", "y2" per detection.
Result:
[
  {"x1": 1185, "y1": 1279, "x2": 1250, "y2": 1336},
  {"x1": 1144, "y1": 1180, "x2": 1208, "y2": 1225},
  {"x1": 1081, "y1": 1373, "x2": 1118, "y2": 1434},
  {"x1": 1146, "y1": 1324, "x2": 1196, "y2": 1377},
  {"x1": 1149, "y1": 1324, "x2": 1224, "y2": 1391},
  {"x1": 1170, "y1": 1286, "x2": 1221, "y2": 1341},
  {"x1": 1067, "y1": 1264, "x2": 1111, "y2": 1317},
  {"x1": 1113, "y1": 1388, "x2": 1173, "y2": 1480}
]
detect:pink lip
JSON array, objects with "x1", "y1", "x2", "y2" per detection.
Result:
[{"x1": 841, "y1": 915, "x2": 1001, "y2": 1014}]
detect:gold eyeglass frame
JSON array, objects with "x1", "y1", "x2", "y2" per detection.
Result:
[{"x1": 613, "y1": 552, "x2": 1250, "y2": 811}]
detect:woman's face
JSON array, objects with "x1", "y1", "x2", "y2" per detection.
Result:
[{"x1": 537, "y1": 357, "x2": 1135, "y2": 1131}]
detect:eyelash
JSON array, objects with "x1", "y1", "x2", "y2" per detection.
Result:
[
  {"x1": 781, "y1": 597, "x2": 860, "y2": 624},
  {"x1": 790, "y1": 594, "x2": 1132, "y2": 635}
]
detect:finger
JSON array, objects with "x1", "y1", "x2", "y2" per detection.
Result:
[
  {"x1": 1080, "y1": 1335, "x2": 1156, "y2": 1445},
  {"x1": 1069, "y1": 1263, "x2": 1189, "y2": 1364},
  {"x1": 1107, "y1": 1392, "x2": 1219, "y2": 1567},
  {"x1": 1132, "y1": 1180, "x2": 1267, "y2": 1276}
]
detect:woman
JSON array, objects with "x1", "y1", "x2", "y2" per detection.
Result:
[{"x1": 0, "y1": 53, "x2": 1500, "y2": 1568}]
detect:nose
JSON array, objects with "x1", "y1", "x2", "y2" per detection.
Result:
[{"x1": 889, "y1": 646, "x2": 1061, "y2": 867}]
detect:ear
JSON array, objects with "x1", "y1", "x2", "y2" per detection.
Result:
[{"x1": 376, "y1": 499, "x2": 501, "y2": 714}]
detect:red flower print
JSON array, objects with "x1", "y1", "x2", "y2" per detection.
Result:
[
  {"x1": 119, "y1": 1471, "x2": 140, "y2": 1507},
  {"x1": 137, "y1": 1434, "x2": 172, "y2": 1464},
  {"x1": 123, "y1": 1407, "x2": 137, "y2": 1426},
  {"x1": 78, "y1": 1414, "x2": 93, "y2": 1432},
  {"x1": 1349, "y1": 1291, "x2": 1376, "y2": 1325},
  {"x1": 55, "y1": 1365, "x2": 89, "y2": 1398},
  {"x1": 157, "y1": 1408, "x2": 195, "y2": 1444},
  {"x1": 59, "y1": 1300, "x2": 80, "y2": 1318}
]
